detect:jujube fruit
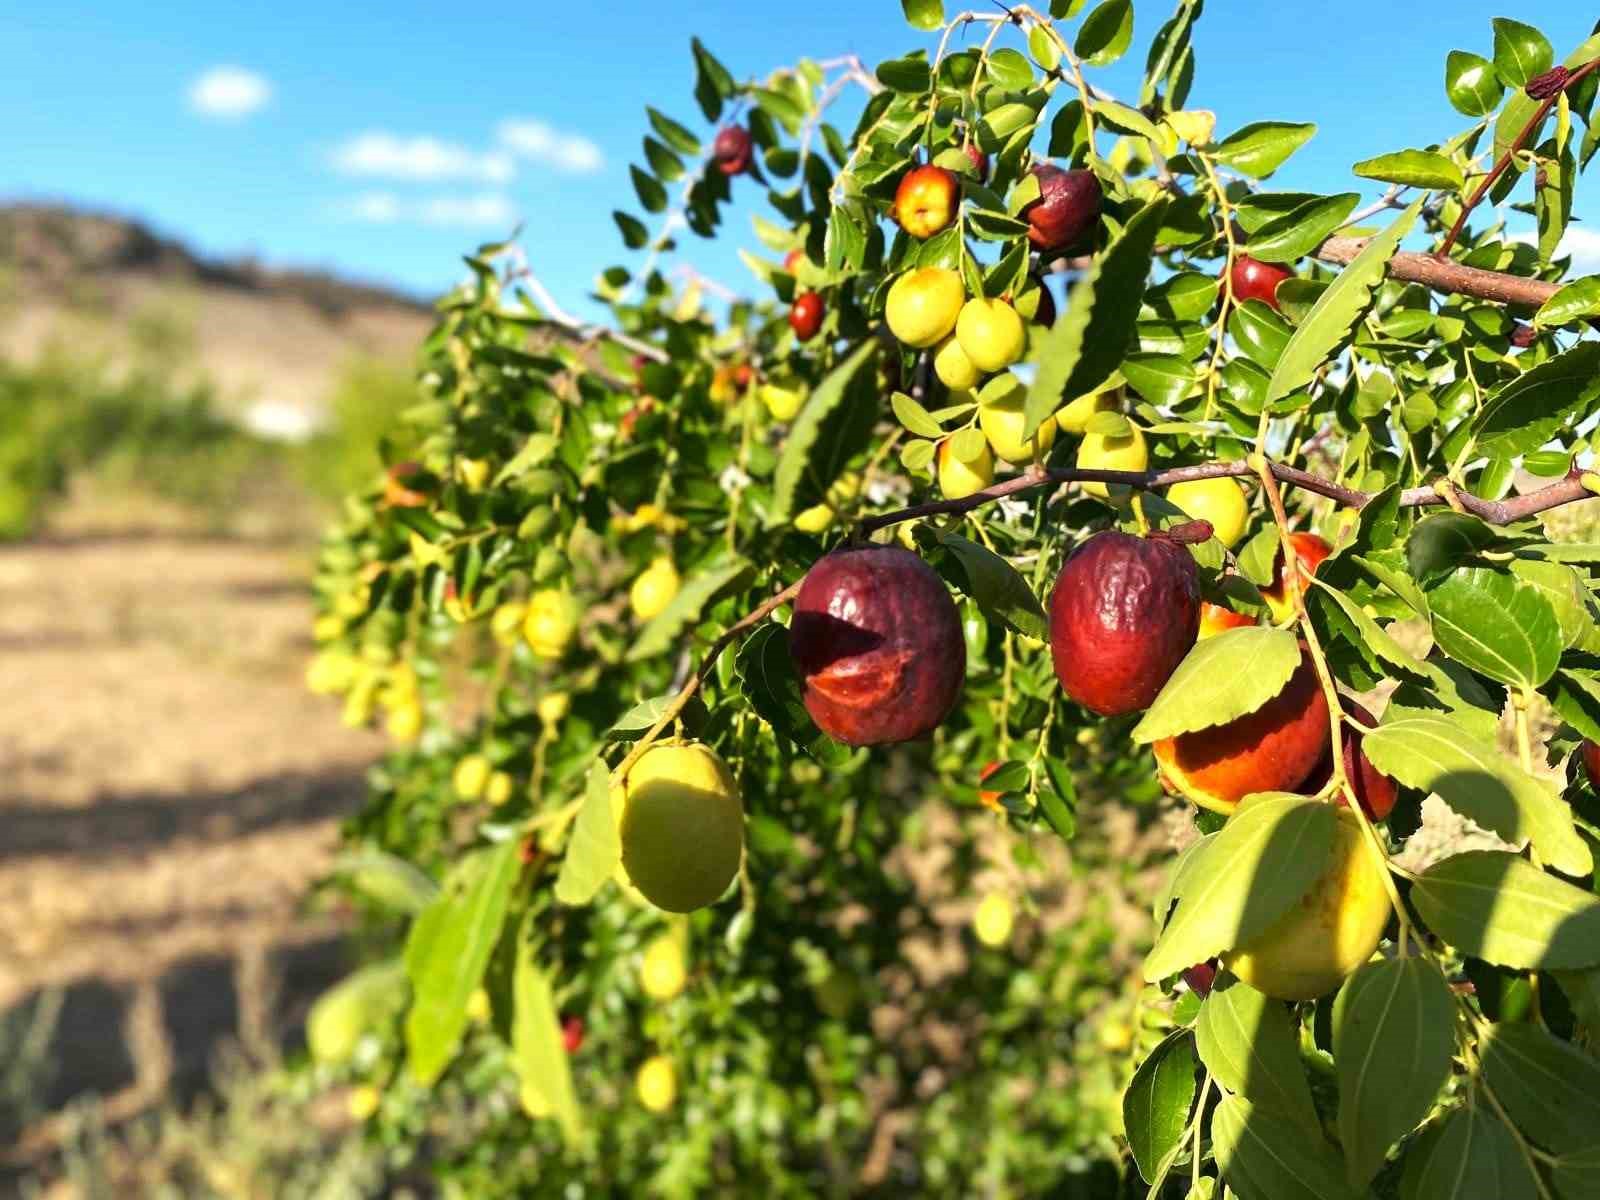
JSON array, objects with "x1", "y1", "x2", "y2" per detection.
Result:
[
  {"x1": 962, "y1": 141, "x2": 989, "y2": 182},
  {"x1": 1228, "y1": 254, "x2": 1294, "y2": 311},
  {"x1": 977, "y1": 375, "x2": 1056, "y2": 464},
  {"x1": 885, "y1": 267, "x2": 964, "y2": 348},
  {"x1": 933, "y1": 334, "x2": 981, "y2": 391},
  {"x1": 789, "y1": 291, "x2": 824, "y2": 341},
  {"x1": 1264, "y1": 531, "x2": 1333, "y2": 621},
  {"x1": 712, "y1": 124, "x2": 753, "y2": 175},
  {"x1": 1153, "y1": 642, "x2": 1331, "y2": 815},
  {"x1": 937, "y1": 436, "x2": 994, "y2": 500},
  {"x1": 1022, "y1": 164, "x2": 1102, "y2": 252},
  {"x1": 1583, "y1": 740, "x2": 1600, "y2": 791},
  {"x1": 1049, "y1": 530, "x2": 1200, "y2": 716},
  {"x1": 523, "y1": 589, "x2": 580, "y2": 659},
  {"x1": 1167, "y1": 477, "x2": 1250, "y2": 549},
  {"x1": 1198, "y1": 600, "x2": 1257, "y2": 640},
  {"x1": 1300, "y1": 699, "x2": 1398, "y2": 821},
  {"x1": 893, "y1": 164, "x2": 960, "y2": 239},
  {"x1": 954, "y1": 297, "x2": 1026, "y2": 373},
  {"x1": 1075, "y1": 423, "x2": 1148, "y2": 497},
  {"x1": 640, "y1": 934, "x2": 686, "y2": 1000},
  {"x1": 618, "y1": 742, "x2": 744, "y2": 912},
  {"x1": 452, "y1": 753, "x2": 491, "y2": 801},
  {"x1": 789, "y1": 545, "x2": 966, "y2": 746},
  {"x1": 1055, "y1": 388, "x2": 1116, "y2": 435},
  {"x1": 972, "y1": 892, "x2": 1015, "y2": 947},
  {"x1": 630, "y1": 556, "x2": 681, "y2": 622}
]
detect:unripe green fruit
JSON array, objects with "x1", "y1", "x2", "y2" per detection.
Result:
[
  {"x1": 619, "y1": 743, "x2": 744, "y2": 912},
  {"x1": 885, "y1": 267, "x2": 964, "y2": 348},
  {"x1": 955, "y1": 297, "x2": 1025, "y2": 373},
  {"x1": 1055, "y1": 389, "x2": 1117, "y2": 435}
]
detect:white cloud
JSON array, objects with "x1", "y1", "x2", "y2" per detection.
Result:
[
  {"x1": 328, "y1": 133, "x2": 515, "y2": 183},
  {"x1": 188, "y1": 66, "x2": 271, "y2": 119},
  {"x1": 496, "y1": 118, "x2": 604, "y2": 174},
  {"x1": 334, "y1": 191, "x2": 518, "y2": 229},
  {"x1": 1509, "y1": 224, "x2": 1600, "y2": 274}
]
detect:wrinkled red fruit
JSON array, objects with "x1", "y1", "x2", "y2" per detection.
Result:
[
  {"x1": 1049, "y1": 530, "x2": 1200, "y2": 716},
  {"x1": 790, "y1": 546, "x2": 966, "y2": 746},
  {"x1": 1228, "y1": 255, "x2": 1294, "y2": 311},
  {"x1": 562, "y1": 1014, "x2": 584, "y2": 1054},
  {"x1": 789, "y1": 291, "x2": 824, "y2": 341},
  {"x1": 1023, "y1": 164, "x2": 1102, "y2": 253},
  {"x1": 1299, "y1": 699, "x2": 1396, "y2": 820},
  {"x1": 712, "y1": 125, "x2": 753, "y2": 175},
  {"x1": 1182, "y1": 960, "x2": 1218, "y2": 997}
]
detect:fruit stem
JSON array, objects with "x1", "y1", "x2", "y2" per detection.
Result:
[{"x1": 1196, "y1": 151, "x2": 1240, "y2": 429}]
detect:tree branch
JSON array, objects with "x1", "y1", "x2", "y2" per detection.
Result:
[{"x1": 1312, "y1": 237, "x2": 1561, "y2": 307}]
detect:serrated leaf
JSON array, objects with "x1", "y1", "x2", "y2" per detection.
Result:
[
  {"x1": 770, "y1": 338, "x2": 879, "y2": 524},
  {"x1": 1411, "y1": 851, "x2": 1600, "y2": 969},
  {"x1": 934, "y1": 531, "x2": 1048, "y2": 640},
  {"x1": 1363, "y1": 717, "x2": 1590, "y2": 876},
  {"x1": 1351, "y1": 150, "x2": 1463, "y2": 191},
  {"x1": 1427, "y1": 566, "x2": 1562, "y2": 689},
  {"x1": 1469, "y1": 340, "x2": 1600, "y2": 458},
  {"x1": 606, "y1": 695, "x2": 676, "y2": 741},
  {"x1": 1480, "y1": 1022, "x2": 1600, "y2": 1154},
  {"x1": 1403, "y1": 1099, "x2": 1540, "y2": 1200},
  {"x1": 824, "y1": 203, "x2": 867, "y2": 272},
  {"x1": 404, "y1": 839, "x2": 520, "y2": 1085},
  {"x1": 1023, "y1": 197, "x2": 1168, "y2": 437},
  {"x1": 1246, "y1": 193, "x2": 1360, "y2": 264},
  {"x1": 1121, "y1": 353, "x2": 1196, "y2": 406},
  {"x1": 1144, "y1": 794, "x2": 1336, "y2": 982},
  {"x1": 1265, "y1": 197, "x2": 1422, "y2": 405},
  {"x1": 1209, "y1": 122, "x2": 1317, "y2": 179},
  {"x1": 1132, "y1": 626, "x2": 1301, "y2": 743},
  {"x1": 1311, "y1": 580, "x2": 1427, "y2": 679},
  {"x1": 626, "y1": 557, "x2": 751, "y2": 662},
  {"x1": 554, "y1": 763, "x2": 619, "y2": 905},
  {"x1": 1332, "y1": 958, "x2": 1455, "y2": 1188},
  {"x1": 510, "y1": 916, "x2": 584, "y2": 1147},
  {"x1": 1195, "y1": 975, "x2": 1320, "y2": 1136},
  {"x1": 1535, "y1": 277, "x2": 1600, "y2": 328},
  {"x1": 1211, "y1": 1094, "x2": 1360, "y2": 1200},
  {"x1": 1124, "y1": 1030, "x2": 1199, "y2": 1183}
]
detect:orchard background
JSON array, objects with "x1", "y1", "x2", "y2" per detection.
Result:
[{"x1": 6, "y1": 1, "x2": 1600, "y2": 1197}]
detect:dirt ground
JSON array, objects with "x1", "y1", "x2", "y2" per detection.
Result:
[{"x1": 0, "y1": 492, "x2": 382, "y2": 1147}]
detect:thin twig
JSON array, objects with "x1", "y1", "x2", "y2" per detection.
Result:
[{"x1": 513, "y1": 265, "x2": 669, "y2": 364}]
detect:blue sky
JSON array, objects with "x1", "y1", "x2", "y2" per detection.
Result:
[{"x1": 2, "y1": 2, "x2": 1594, "y2": 316}]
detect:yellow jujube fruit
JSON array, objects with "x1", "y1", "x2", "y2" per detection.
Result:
[
  {"x1": 523, "y1": 589, "x2": 580, "y2": 660},
  {"x1": 348, "y1": 1084, "x2": 382, "y2": 1121},
  {"x1": 955, "y1": 297, "x2": 1026, "y2": 373},
  {"x1": 386, "y1": 699, "x2": 423, "y2": 743},
  {"x1": 485, "y1": 770, "x2": 515, "y2": 807},
  {"x1": 619, "y1": 742, "x2": 744, "y2": 913},
  {"x1": 1055, "y1": 389, "x2": 1118, "y2": 435},
  {"x1": 458, "y1": 457, "x2": 491, "y2": 490},
  {"x1": 640, "y1": 934, "x2": 687, "y2": 1000},
  {"x1": 306, "y1": 650, "x2": 357, "y2": 695},
  {"x1": 1076, "y1": 425, "x2": 1148, "y2": 498},
  {"x1": 491, "y1": 601, "x2": 528, "y2": 645},
  {"x1": 977, "y1": 376, "x2": 1056, "y2": 464},
  {"x1": 537, "y1": 691, "x2": 571, "y2": 725},
  {"x1": 793, "y1": 471, "x2": 861, "y2": 534},
  {"x1": 312, "y1": 614, "x2": 345, "y2": 642},
  {"x1": 885, "y1": 267, "x2": 964, "y2": 348},
  {"x1": 1225, "y1": 808, "x2": 1391, "y2": 1000},
  {"x1": 465, "y1": 987, "x2": 492, "y2": 1024},
  {"x1": 760, "y1": 381, "x2": 806, "y2": 422},
  {"x1": 630, "y1": 557, "x2": 681, "y2": 623},
  {"x1": 453, "y1": 753, "x2": 492, "y2": 802},
  {"x1": 933, "y1": 334, "x2": 981, "y2": 391},
  {"x1": 636, "y1": 1055, "x2": 677, "y2": 1112},
  {"x1": 972, "y1": 892, "x2": 1015, "y2": 948},
  {"x1": 938, "y1": 437, "x2": 995, "y2": 500},
  {"x1": 1167, "y1": 477, "x2": 1251, "y2": 549}
]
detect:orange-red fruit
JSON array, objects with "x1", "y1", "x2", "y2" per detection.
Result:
[
  {"x1": 1198, "y1": 601, "x2": 1257, "y2": 640},
  {"x1": 1049, "y1": 530, "x2": 1201, "y2": 717},
  {"x1": 1584, "y1": 740, "x2": 1600, "y2": 791},
  {"x1": 783, "y1": 248, "x2": 805, "y2": 273},
  {"x1": 893, "y1": 164, "x2": 960, "y2": 239},
  {"x1": 1023, "y1": 164, "x2": 1102, "y2": 253},
  {"x1": 789, "y1": 292, "x2": 824, "y2": 341},
  {"x1": 1264, "y1": 532, "x2": 1333, "y2": 618},
  {"x1": 1301, "y1": 699, "x2": 1398, "y2": 821},
  {"x1": 562, "y1": 1015, "x2": 584, "y2": 1053},
  {"x1": 1228, "y1": 254, "x2": 1294, "y2": 311},
  {"x1": 712, "y1": 125, "x2": 753, "y2": 175},
  {"x1": 790, "y1": 546, "x2": 965, "y2": 746},
  {"x1": 1153, "y1": 644, "x2": 1331, "y2": 815},
  {"x1": 978, "y1": 760, "x2": 1003, "y2": 811}
]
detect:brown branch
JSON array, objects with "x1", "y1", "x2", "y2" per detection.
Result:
[{"x1": 1312, "y1": 238, "x2": 1561, "y2": 307}]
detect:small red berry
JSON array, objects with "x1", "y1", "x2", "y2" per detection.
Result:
[
  {"x1": 789, "y1": 291, "x2": 824, "y2": 341},
  {"x1": 712, "y1": 125, "x2": 753, "y2": 176}
]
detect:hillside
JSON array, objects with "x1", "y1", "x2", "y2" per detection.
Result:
[{"x1": 0, "y1": 203, "x2": 435, "y2": 434}]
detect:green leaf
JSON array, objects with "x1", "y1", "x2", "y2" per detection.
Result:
[
  {"x1": 1311, "y1": 581, "x2": 1428, "y2": 680},
  {"x1": 934, "y1": 531, "x2": 1048, "y2": 640},
  {"x1": 493, "y1": 432, "x2": 560, "y2": 486},
  {"x1": 1144, "y1": 794, "x2": 1336, "y2": 983},
  {"x1": 1208, "y1": 122, "x2": 1317, "y2": 179},
  {"x1": 1093, "y1": 98, "x2": 1161, "y2": 140},
  {"x1": 1195, "y1": 975, "x2": 1320, "y2": 1136},
  {"x1": 1533, "y1": 277, "x2": 1600, "y2": 329},
  {"x1": 404, "y1": 839, "x2": 520, "y2": 1085},
  {"x1": 1246, "y1": 193, "x2": 1360, "y2": 264},
  {"x1": 335, "y1": 848, "x2": 439, "y2": 914},
  {"x1": 1332, "y1": 958, "x2": 1455, "y2": 1188},
  {"x1": 605, "y1": 695, "x2": 676, "y2": 742},
  {"x1": 691, "y1": 37, "x2": 735, "y2": 121},
  {"x1": 1402, "y1": 1100, "x2": 1541, "y2": 1200},
  {"x1": 630, "y1": 165, "x2": 668, "y2": 213},
  {"x1": 554, "y1": 764, "x2": 619, "y2": 905},
  {"x1": 1211, "y1": 1094, "x2": 1360, "y2": 1200},
  {"x1": 891, "y1": 391, "x2": 946, "y2": 438},
  {"x1": 1492, "y1": 17, "x2": 1553, "y2": 87},
  {"x1": 626, "y1": 556, "x2": 752, "y2": 662},
  {"x1": 1494, "y1": 32, "x2": 1600, "y2": 166},
  {"x1": 876, "y1": 52, "x2": 931, "y2": 93},
  {"x1": 1470, "y1": 340, "x2": 1600, "y2": 459},
  {"x1": 824, "y1": 204, "x2": 866, "y2": 272},
  {"x1": 1132, "y1": 626, "x2": 1300, "y2": 744},
  {"x1": 1265, "y1": 197, "x2": 1422, "y2": 405},
  {"x1": 1509, "y1": 558, "x2": 1593, "y2": 648},
  {"x1": 1553, "y1": 1145, "x2": 1600, "y2": 1200},
  {"x1": 1022, "y1": 198, "x2": 1168, "y2": 438},
  {"x1": 1074, "y1": 0, "x2": 1133, "y2": 67},
  {"x1": 1362, "y1": 717, "x2": 1591, "y2": 876},
  {"x1": 986, "y1": 47, "x2": 1034, "y2": 90},
  {"x1": 647, "y1": 107, "x2": 700, "y2": 155},
  {"x1": 307, "y1": 960, "x2": 407, "y2": 1064},
  {"x1": 900, "y1": 0, "x2": 943, "y2": 30},
  {"x1": 1123, "y1": 1030, "x2": 1199, "y2": 1183},
  {"x1": 1406, "y1": 512, "x2": 1499, "y2": 588},
  {"x1": 1351, "y1": 149, "x2": 1464, "y2": 191},
  {"x1": 1121, "y1": 353, "x2": 1196, "y2": 406},
  {"x1": 1480, "y1": 1023, "x2": 1600, "y2": 1154},
  {"x1": 770, "y1": 338, "x2": 879, "y2": 524},
  {"x1": 1445, "y1": 50, "x2": 1504, "y2": 117},
  {"x1": 510, "y1": 916, "x2": 584, "y2": 1147},
  {"x1": 1411, "y1": 851, "x2": 1600, "y2": 970},
  {"x1": 1428, "y1": 566, "x2": 1562, "y2": 689},
  {"x1": 614, "y1": 210, "x2": 650, "y2": 249},
  {"x1": 736, "y1": 623, "x2": 853, "y2": 766},
  {"x1": 1146, "y1": 272, "x2": 1220, "y2": 321},
  {"x1": 643, "y1": 136, "x2": 684, "y2": 182}
]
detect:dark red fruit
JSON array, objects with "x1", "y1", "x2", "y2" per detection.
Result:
[
  {"x1": 1583, "y1": 740, "x2": 1600, "y2": 791},
  {"x1": 1510, "y1": 323, "x2": 1537, "y2": 349},
  {"x1": 712, "y1": 125, "x2": 753, "y2": 175},
  {"x1": 1228, "y1": 255, "x2": 1294, "y2": 311},
  {"x1": 1182, "y1": 960, "x2": 1218, "y2": 997},
  {"x1": 1022, "y1": 164, "x2": 1102, "y2": 253},
  {"x1": 562, "y1": 1014, "x2": 584, "y2": 1054},
  {"x1": 790, "y1": 546, "x2": 966, "y2": 746},
  {"x1": 1032, "y1": 278, "x2": 1056, "y2": 328},
  {"x1": 1304, "y1": 699, "x2": 1397, "y2": 821},
  {"x1": 1049, "y1": 531, "x2": 1200, "y2": 716},
  {"x1": 789, "y1": 291, "x2": 824, "y2": 341},
  {"x1": 963, "y1": 141, "x2": 989, "y2": 183}
]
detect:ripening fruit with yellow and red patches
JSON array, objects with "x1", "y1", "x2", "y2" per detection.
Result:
[
  {"x1": 1049, "y1": 530, "x2": 1200, "y2": 717},
  {"x1": 1198, "y1": 600, "x2": 1258, "y2": 640},
  {"x1": 1153, "y1": 643, "x2": 1331, "y2": 815},
  {"x1": 789, "y1": 291, "x2": 824, "y2": 341},
  {"x1": 1228, "y1": 254, "x2": 1294, "y2": 311},
  {"x1": 789, "y1": 546, "x2": 965, "y2": 746},
  {"x1": 1299, "y1": 699, "x2": 1398, "y2": 821},
  {"x1": 1022, "y1": 164, "x2": 1102, "y2": 252},
  {"x1": 1264, "y1": 532, "x2": 1333, "y2": 621},
  {"x1": 893, "y1": 164, "x2": 960, "y2": 239}
]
